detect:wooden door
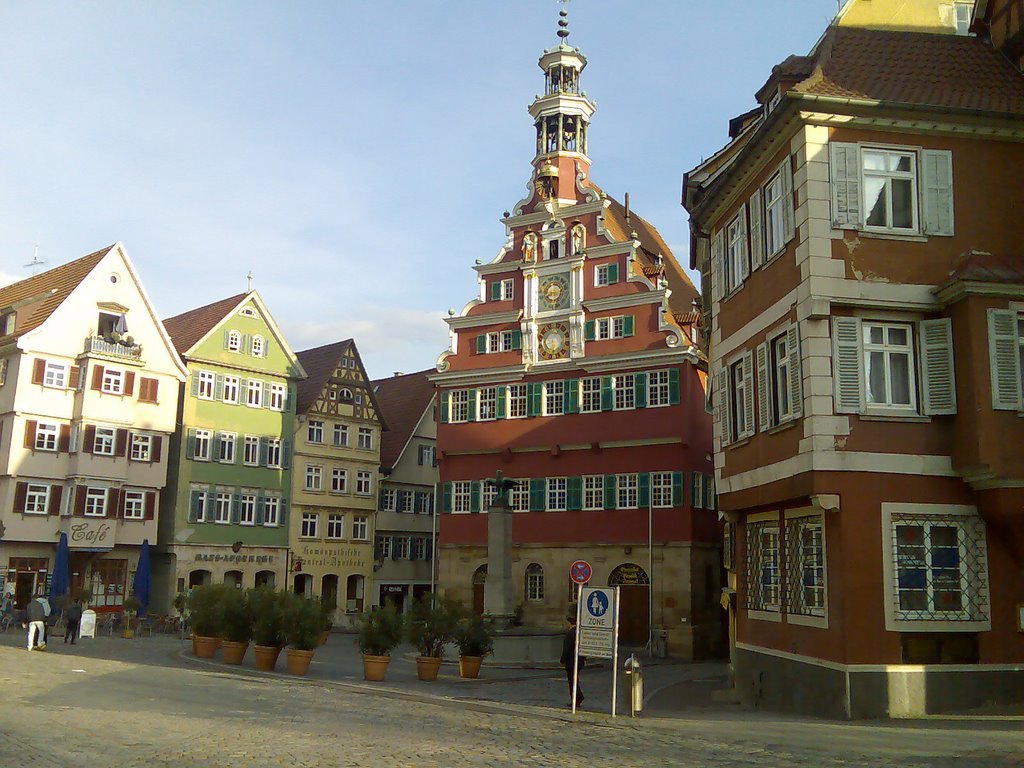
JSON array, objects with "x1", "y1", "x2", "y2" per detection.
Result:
[
  {"x1": 617, "y1": 585, "x2": 649, "y2": 646},
  {"x1": 472, "y1": 583, "x2": 485, "y2": 615}
]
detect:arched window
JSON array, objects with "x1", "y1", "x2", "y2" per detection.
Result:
[
  {"x1": 346, "y1": 574, "x2": 364, "y2": 612},
  {"x1": 188, "y1": 569, "x2": 211, "y2": 588},
  {"x1": 224, "y1": 570, "x2": 243, "y2": 589},
  {"x1": 525, "y1": 563, "x2": 544, "y2": 601},
  {"x1": 340, "y1": 388, "x2": 353, "y2": 401},
  {"x1": 226, "y1": 330, "x2": 241, "y2": 352},
  {"x1": 254, "y1": 570, "x2": 275, "y2": 589},
  {"x1": 251, "y1": 335, "x2": 265, "y2": 358}
]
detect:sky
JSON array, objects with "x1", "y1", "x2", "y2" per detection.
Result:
[{"x1": 0, "y1": 1, "x2": 842, "y2": 380}]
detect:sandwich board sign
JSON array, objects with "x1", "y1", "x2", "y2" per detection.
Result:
[{"x1": 573, "y1": 585, "x2": 620, "y2": 716}]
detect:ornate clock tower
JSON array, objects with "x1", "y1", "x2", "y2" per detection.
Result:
[{"x1": 431, "y1": 9, "x2": 720, "y2": 660}]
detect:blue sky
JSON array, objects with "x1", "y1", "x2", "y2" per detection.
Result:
[{"x1": 0, "y1": 1, "x2": 840, "y2": 379}]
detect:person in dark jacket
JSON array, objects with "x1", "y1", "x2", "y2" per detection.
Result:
[
  {"x1": 64, "y1": 598, "x2": 83, "y2": 644},
  {"x1": 560, "y1": 614, "x2": 584, "y2": 708},
  {"x1": 25, "y1": 598, "x2": 46, "y2": 651}
]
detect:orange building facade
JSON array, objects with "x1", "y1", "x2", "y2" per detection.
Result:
[
  {"x1": 433, "y1": 19, "x2": 719, "y2": 659},
  {"x1": 684, "y1": 21, "x2": 1024, "y2": 716}
]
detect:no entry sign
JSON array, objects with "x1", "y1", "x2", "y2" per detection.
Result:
[{"x1": 569, "y1": 560, "x2": 592, "y2": 584}]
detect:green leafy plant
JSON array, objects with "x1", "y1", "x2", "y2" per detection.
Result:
[
  {"x1": 248, "y1": 587, "x2": 286, "y2": 647},
  {"x1": 172, "y1": 592, "x2": 188, "y2": 615},
  {"x1": 453, "y1": 612, "x2": 496, "y2": 658},
  {"x1": 187, "y1": 584, "x2": 229, "y2": 637},
  {"x1": 405, "y1": 594, "x2": 460, "y2": 658},
  {"x1": 283, "y1": 594, "x2": 322, "y2": 651},
  {"x1": 221, "y1": 588, "x2": 252, "y2": 643},
  {"x1": 354, "y1": 604, "x2": 404, "y2": 656},
  {"x1": 123, "y1": 596, "x2": 142, "y2": 630}
]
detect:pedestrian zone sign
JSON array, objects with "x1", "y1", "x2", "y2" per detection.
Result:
[{"x1": 577, "y1": 586, "x2": 617, "y2": 659}]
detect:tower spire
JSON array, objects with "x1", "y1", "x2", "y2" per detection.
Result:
[{"x1": 557, "y1": 0, "x2": 571, "y2": 42}]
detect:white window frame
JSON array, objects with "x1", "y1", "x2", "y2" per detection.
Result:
[
  {"x1": 543, "y1": 380, "x2": 564, "y2": 416},
  {"x1": 861, "y1": 147, "x2": 919, "y2": 234},
  {"x1": 197, "y1": 371, "x2": 215, "y2": 400},
  {"x1": 357, "y1": 427, "x2": 373, "y2": 450},
  {"x1": 263, "y1": 496, "x2": 281, "y2": 527},
  {"x1": 526, "y1": 565, "x2": 544, "y2": 602},
  {"x1": 352, "y1": 515, "x2": 369, "y2": 540},
  {"x1": 243, "y1": 435, "x2": 259, "y2": 466},
  {"x1": 25, "y1": 484, "x2": 50, "y2": 515},
  {"x1": 130, "y1": 434, "x2": 152, "y2": 462},
  {"x1": 35, "y1": 421, "x2": 59, "y2": 452},
  {"x1": 301, "y1": 512, "x2": 318, "y2": 539},
  {"x1": 595, "y1": 264, "x2": 613, "y2": 287},
  {"x1": 501, "y1": 278, "x2": 514, "y2": 301},
  {"x1": 43, "y1": 361, "x2": 68, "y2": 389},
  {"x1": 954, "y1": 2, "x2": 971, "y2": 35},
  {"x1": 227, "y1": 330, "x2": 241, "y2": 352},
  {"x1": 508, "y1": 384, "x2": 527, "y2": 418},
  {"x1": 239, "y1": 494, "x2": 256, "y2": 526},
  {"x1": 331, "y1": 468, "x2": 348, "y2": 493},
  {"x1": 647, "y1": 369, "x2": 671, "y2": 408},
  {"x1": 729, "y1": 357, "x2": 750, "y2": 441},
  {"x1": 582, "y1": 475, "x2": 603, "y2": 511},
  {"x1": 724, "y1": 213, "x2": 745, "y2": 293},
  {"x1": 450, "y1": 390, "x2": 469, "y2": 423},
  {"x1": 223, "y1": 376, "x2": 239, "y2": 404},
  {"x1": 84, "y1": 487, "x2": 107, "y2": 517},
  {"x1": 581, "y1": 377, "x2": 601, "y2": 413},
  {"x1": 251, "y1": 335, "x2": 265, "y2": 358},
  {"x1": 334, "y1": 424, "x2": 349, "y2": 447},
  {"x1": 612, "y1": 375, "x2": 635, "y2": 411},
  {"x1": 194, "y1": 429, "x2": 212, "y2": 461},
  {"x1": 863, "y1": 321, "x2": 917, "y2": 412},
  {"x1": 546, "y1": 477, "x2": 567, "y2": 512},
  {"x1": 122, "y1": 491, "x2": 145, "y2": 520},
  {"x1": 500, "y1": 330, "x2": 516, "y2": 351},
  {"x1": 616, "y1": 474, "x2": 638, "y2": 510},
  {"x1": 327, "y1": 514, "x2": 344, "y2": 540},
  {"x1": 218, "y1": 432, "x2": 236, "y2": 464},
  {"x1": 510, "y1": 479, "x2": 529, "y2": 513},
  {"x1": 651, "y1": 472, "x2": 673, "y2": 508},
  {"x1": 763, "y1": 172, "x2": 786, "y2": 257},
  {"x1": 478, "y1": 387, "x2": 498, "y2": 421},
  {"x1": 784, "y1": 509, "x2": 828, "y2": 628},
  {"x1": 746, "y1": 514, "x2": 781, "y2": 619},
  {"x1": 307, "y1": 420, "x2": 324, "y2": 444},
  {"x1": 770, "y1": 331, "x2": 796, "y2": 424},
  {"x1": 246, "y1": 379, "x2": 263, "y2": 408},
  {"x1": 102, "y1": 368, "x2": 124, "y2": 395},
  {"x1": 214, "y1": 492, "x2": 231, "y2": 524},
  {"x1": 93, "y1": 427, "x2": 116, "y2": 456},
  {"x1": 269, "y1": 383, "x2": 286, "y2": 411},
  {"x1": 305, "y1": 465, "x2": 323, "y2": 492},
  {"x1": 452, "y1": 481, "x2": 472, "y2": 514},
  {"x1": 356, "y1": 470, "x2": 372, "y2": 496},
  {"x1": 266, "y1": 438, "x2": 282, "y2": 469}
]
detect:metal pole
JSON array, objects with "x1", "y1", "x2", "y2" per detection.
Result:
[
  {"x1": 611, "y1": 586, "x2": 619, "y2": 717},
  {"x1": 571, "y1": 593, "x2": 582, "y2": 715},
  {"x1": 429, "y1": 479, "x2": 439, "y2": 596},
  {"x1": 648, "y1": 495, "x2": 653, "y2": 653}
]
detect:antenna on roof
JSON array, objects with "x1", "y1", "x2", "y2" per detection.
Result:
[
  {"x1": 246, "y1": 270, "x2": 254, "y2": 292},
  {"x1": 24, "y1": 243, "x2": 46, "y2": 276},
  {"x1": 624, "y1": 192, "x2": 631, "y2": 223}
]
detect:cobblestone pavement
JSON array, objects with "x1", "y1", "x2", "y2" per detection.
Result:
[{"x1": 1, "y1": 634, "x2": 1021, "y2": 767}]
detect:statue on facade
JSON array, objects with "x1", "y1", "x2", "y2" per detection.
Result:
[
  {"x1": 522, "y1": 232, "x2": 537, "y2": 262},
  {"x1": 571, "y1": 223, "x2": 585, "y2": 256}
]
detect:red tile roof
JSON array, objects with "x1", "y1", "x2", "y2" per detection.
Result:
[
  {"x1": 792, "y1": 26, "x2": 1024, "y2": 114},
  {"x1": 0, "y1": 245, "x2": 114, "y2": 345},
  {"x1": 295, "y1": 340, "x2": 354, "y2": 415},
  {"x1": 162, "y1": 293, "x2": 248, "y2": 356},
  {"x1": 945, "y1": 250, "x2": 1024, "y2": 284},
  {"x1": 371, "y1": 369, "x2": 436, "y2": 471}
]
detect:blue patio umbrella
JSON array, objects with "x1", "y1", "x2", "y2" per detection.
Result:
[
  {"x1": 49, "y1": 532, "x2": 70, "y2": 603},
  {"x1": 131, "y1": 539, "x2": 151, "y2": 617}
]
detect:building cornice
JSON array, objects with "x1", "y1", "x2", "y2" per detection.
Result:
[
  {"x1": 445, "y1": 310, "x2": 522, "y2": 331},
  {"x1": 934, "y1": 279, "x2": 1024, "y2": 306},
  {"x1": 502, "y1": 199, "x2": 605, "y2": 229},
  {"x1": 583, "y1": 291, "x2": 665, "y2": 313}
]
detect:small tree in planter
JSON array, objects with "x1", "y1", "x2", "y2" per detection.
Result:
[
  {"x1": 188, "y1": 584, "x2": 226, "y2": 658},
  {"x1": 318, "y1": 596, "x2": 335, "y2": 645},
  {"x1": 220, "y1": 588, "x2": 252, "y2": 665},
  {"x1": 249, "y1": 587, "x2": 285, "y2": 671},
  {"x1": 122, "y1": 597, "x2": 142, "y2": 638},
  {"x1": 283, "y1": 594, "x2": 322, "y2": 676},
  {"x1": 453, "y1": 612, "x2": 496, "y2": 679},
  {"x1": 405, "y1": 594, "x2": 460, "y2": 682},
  {"x1": 354, "y1": 604, "x2": 404, "y2": 681}
]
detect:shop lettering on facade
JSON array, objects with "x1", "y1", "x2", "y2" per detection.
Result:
[
  {"x1": 194, "y1": 554, "x2": 275, "y2": 564},
  {"x1": 69, "y1": 521, "x2": 113, "y2": 547},
  {"x1": 299, "y1": 545, "x2": 368, "y2": 570}
]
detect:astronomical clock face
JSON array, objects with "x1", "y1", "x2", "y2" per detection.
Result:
[
  {"x1": 539, "y1": 273, "x2": 570, "y2": 311},
  {"x1": 538, "y1": 322, "x2": 570, "y2": 360}
]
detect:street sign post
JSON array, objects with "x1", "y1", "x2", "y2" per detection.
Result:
[{"x1": 573, "y1": 585, "x2": 620, "y2": 716}]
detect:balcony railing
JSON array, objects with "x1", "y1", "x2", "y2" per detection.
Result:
[{"x1": 85, "y1": 335, "x2": 143, "y2": 361}]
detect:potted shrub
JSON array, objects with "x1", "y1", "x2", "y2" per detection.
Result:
[
  {"x1": 283, "y1": 595, "x2": 321, "y2": 675},
  {"x1": 405, "y1": 594, "x2": 459, "y2": 682},
  {"x1": 249, "y1": 587, "x2": 286, "y2": 671},
  {"x1": 122, "y1": 597, "x2": 142, "y2": 639},
  {"x1": 188, "y1": 584, "x2": 225, "y2": 658},
  {"x1": 220, "y1": 588, "x2": 252, "y2": 664},
  {"x1": 318, "y1": 597, "x2": 335, "y2": 645},
  {"x1": 354, "y1": 604, "x2": 404, "y2": 681},
  {"x1": 453, "y1": 612, "x2": 495, "y2": 679}
]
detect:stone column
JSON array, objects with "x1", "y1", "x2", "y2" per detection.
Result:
[{"x1": 483, "y1": 499, "x2": 514, "y2": 627}]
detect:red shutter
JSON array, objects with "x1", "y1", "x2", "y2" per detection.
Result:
[
  {"x1": 107, "y1": 488, "x2": 121, "y2": 518},
  {"x1": 151, "y1": 436, "x2": 162, "y2": 464},
  {"x1": 12, "y1": 481, "x2": 27, "y2": 513},
  {"x1": 91, "y1": 365, "x2": 104, "y2": 391},
  {"x1": 48, "y1": 485, "x2": 63, "y2": 516},
  {"x1": 23, "y1": 420, "x2": 37, "y2": 449},
  {"x1": 31, "y1": 358, "x2": 45, "y2": 385},
  {"x1": 124, "y1": 371, "x2": 135, "y2": 396},
  {"x1": 144, "y1": 492, "x2": 156, "y2": 520},
  {"x1": 115, "y1": 429, "x2": 128, "y2": 457},
  {"x1": 148, "y1": 378, "x2": 159, "y2": 403},
  {"x1": 58, "y1": 424, "x2": 71, "y2": 453},
  {"x1": 69, "y1": 366, "x2": 81, "y2": 389},
  {"x1": 83, "y1": 425, "x2": 96, "y2": 454},
  {"x1": 74, "y1": 486, "x2": 86, "y2": 516}
]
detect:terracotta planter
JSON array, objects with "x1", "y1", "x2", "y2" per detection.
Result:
[
  {"x1": 253, "y1": 645, "x2": 282, "y2": 672},
  {"x1": 193, "y1": 635, "x2": 219, "y2": 659},
  {"x1": 121, "y1": 628, "x2": 135, "y2": 639},
  {"x1": 222, "y1": 640, "x2": 249, "y2": 665},
  {"x1": 416, "y1": 655, "x2": 443, "y2": 682},
  {"x1": 285, "y1": 648, "x2": 315, "y2": 676},
  {"x1": 459, "y1": 656, "x2": 483, "y2": 679},
  {"x1": 318, "y1": 630, "x2": 329, "y2": 646},
  {"x1": 362, "y1": 654, "x2": 390, "y2": 681}
]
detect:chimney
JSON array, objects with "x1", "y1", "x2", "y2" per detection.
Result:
[
  {"x1": 393, "y1": 371, "x2": 404, "y2": 377},
  {"x1": 624, "y1": 192, "x2": 631, "y2": 223}
]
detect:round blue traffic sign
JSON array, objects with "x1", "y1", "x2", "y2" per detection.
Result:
[
  {"x1": 586, "y1": 590, "x2": 609, "y2": 618},
  {"x1": 569, "y1": 560, "x2": 592, "y2": 584}
]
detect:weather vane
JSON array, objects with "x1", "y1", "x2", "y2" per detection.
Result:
[{"x1": 246, "y1": 270, "x2": 254, "y2": 292}]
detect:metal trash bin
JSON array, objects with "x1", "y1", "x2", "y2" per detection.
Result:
[{"x1": 623, "y1": 654, "x2": 643, "y2": 716}]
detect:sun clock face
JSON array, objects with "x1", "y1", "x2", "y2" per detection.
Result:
[
  {"x1": 538, "y1": 322, "x2": 570, "y2": 360},
  {"x1": 539, "y1": 274, "x2": 570, "y2": 311}
]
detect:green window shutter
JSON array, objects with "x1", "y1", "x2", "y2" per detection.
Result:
[
  {"x1": 705, "y1": 476, "x2": 716, "y2": 511},
  {"x1": 185, "y1": 429, "x2": 196, "y2": 460},
  {"x1": 212, "y1": 432, "x2": 222, "y2": 458},
  {"x1": 470, "y1": 481, "x2": 481, "y2": 514},
  {"x1": 608, "y1": 263, "x2": 619, "y2": 284},
  {"x1": 584, "y1": 321, "x2": 596, "y2": 341},
  {"x1": 190, "y1": 374, "x2": 201, "y2": 398},
  {"x1": 638, "y1": 473, "x2": 650, "y2": 507},
  {"x1": 242, "y1": 334, "x2": 251, "y2": 354},
  {"x1": 223, "y1": 330, "x2": 231, "y2": 349},
  {"x1": 603, "y1": 475, "x2": 617, "y2": 510},
  {"x1": 281, "y1": 441, "x2": 291, "y2": 469},
  {"x1": 600, "y1": 377, "x2": 614, "y2": 411},
  {"x1": 511, "y1": 330, "x2": 523, "y2": 350},
  {"x1": 255, "y1": 496, "x2": 265, "y2": 526},
  {"x1": 230, "y1": 493, "x2": 241, "y2": 524},
  {"x1": 279, "y1": 499, "x2": 289, "y2": 528},
  {"x1": 622, "y1": 315, "x2": 635, "y2": 338},
  {"x1": 689, "y1": 472, "x2": 700, "y2": 509},
  {"x1": 495, "y1": 386, "x2": 507, "y2": 419},
  {"x1": 490, "y1": 282, "x2": 501, "y2": 301},
  {"x1": 669, "y1": 368, "x2": 681, "y2": 405},
  {"x1": 441, "y1": 482, "x2": 453, "y2": 513},
  {"x1": 566, "y1": 379, "x2": 580, "y2": 414},
  {"x1": 529, "y1": 478, "x2": 545, "y2": 512},
  {"x1": 187, "y1": 490, "x2": 200, "y2": 523},
  {"x1": 476, "y1": 334, "x2": 487, "y2": 354},
  {"x1": 635, "y1": 372, "x2": 647, "y2": 408},
  {"x1": 258, "y1": 437, "x2": 268, "y2": 466},
  {"x1": 567, "y1": 477, "x2": 582, "y2": 510},
  {"x1": 527, "y1": 382, "x2": 542, "y2": 417},
  {"x1": 439, "y1": 393, "x2": 450, "y2": 423},
  {"x1": 466, "y1": 389, "x2": 478, "y2": 422},
  {"x1": 672, "y1": 472, "x2": 684, "y2": 507}
]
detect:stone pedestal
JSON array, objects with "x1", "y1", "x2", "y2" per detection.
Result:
[{"x1": 483, "y1": 501, "x2": 514, "y2": 627}]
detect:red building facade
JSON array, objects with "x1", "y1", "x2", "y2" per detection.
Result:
[{"x1": 433, "y1": 18, "x2": 718, "y2": 658}]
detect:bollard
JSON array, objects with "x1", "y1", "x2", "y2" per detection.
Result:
[{"x1": 623, "y1": 654, "x2": 643, "y2": 717}]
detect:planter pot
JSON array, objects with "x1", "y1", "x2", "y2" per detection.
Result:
[
  {"x1": 253, "y1": 645, "x2": 282, "y2": 672},
  {"x1": 215, "y1": 638, "x2": 223, "y2": 649},
  {"x1": 222, "y1": 640, "x2": 249, "y2": 665},
  {"x1": 318, "y1": 630, "x2": 329, "y2": 646},
  {"x1": 416, "y1": 655, "x2": 443, "y2": 682},
  {"x1": 459, "y1": 656, "x2": 483, "y2": 679},
  {"x1": 121, "y1": 628, "x2": 135, "y2": 639},
  {"x1": 362, "y1": 654, "x2": 390, "y2": 682},
  {"x1": 193, "y1": 635, "x2": 219, "y2": 659},
  {"x1": 285, "y1": 648, "x2": 315, "y2": 676}
]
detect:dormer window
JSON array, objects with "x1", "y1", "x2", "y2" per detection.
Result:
[
  {"x1": 251, "y1": 335, "x2": 265, "y2": 358},
  {"x1": 239, "y1": 307, "x2": 257, "y2": 318},
  {"x1": 954, "y1": 2, "x2": 971, "y2": 35},
  {"x1": 1, "y1": 312, "x2": 15, "y2": 336},
  {"x1": 765, "y1": 89, "x2": 781, "y2": 116},
  {"x1": 98, "y1": 311, "x2": 127, "y2": 340},
  {"x1": 227, "y1": 330, "x2": 241, "y2": 352}
]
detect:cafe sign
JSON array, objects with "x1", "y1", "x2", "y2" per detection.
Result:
[{"x1": 66, "y1": 520, "x2": 115, "y2": 550}]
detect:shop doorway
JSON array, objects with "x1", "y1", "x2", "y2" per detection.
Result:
[
  {"x1": 255, "y1": 570, "x2": 275, "y2": 589},
  {"x1": 609, "y1": 563, "x2": 650, "y2": 646},
  {"x1": 346, "y1": 574, "x2": 364, "y2": 612},
  {"x1": 472, "y1": 565, "x2": 487, "y2": 615},
  {"x1": 224, "y1": 570, "x2": 243, "y2": 589},
  {"x1": 7, "y1": 559, "x2": 49, "y2": 608},
  {"x1": 188, "y1": 569, "x2": 211, "y2": 589},
  {"x1": 293, "y1": 574, "x2": 312, "y2": 597},
  {"x1": 321, "y1": 575, "x2": 339, "y2": 612}
]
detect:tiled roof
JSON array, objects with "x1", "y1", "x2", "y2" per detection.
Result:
[
  {"x1": 0, "y1": 245, "x2": 114, "y2": 345},
  {"x1": 673, "y1": 310, "x2": 701, "y2": 325},
  {"x1": 162, "y1": 293, "x2": 248, "y2": 356},
  {"x1": 295, "y1": 340, "x2": 353, "y2": 415},
  {"x1": 791, "y1": 26, "x2": 1024, "y2": 114},
  {"x1": 945, "y1": 250, "x2": 1024, "y2": 285},
  {"x1": 371, "y1": 369, "x2": 436, "y2": 471}
]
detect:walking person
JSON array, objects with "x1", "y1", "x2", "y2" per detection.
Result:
[
  {"x1": 560, "y1": 614, "x2": 585, "y2": 709},
  {"x1": 64, "y1": 597, "x2": 83, "y2": 644},
  {"x1": 25, "y1": 597, "x2": 46, "y2": 651}
]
